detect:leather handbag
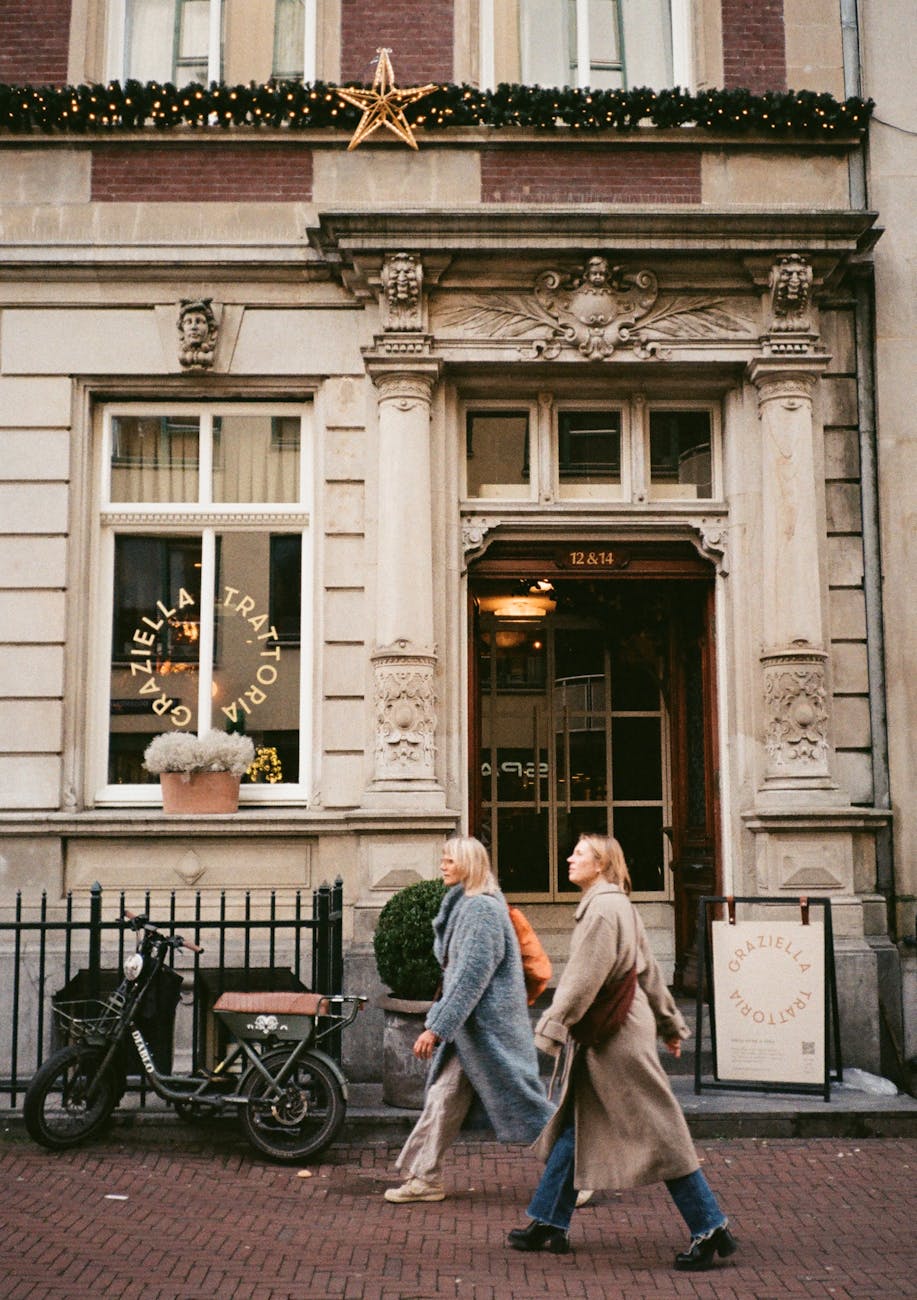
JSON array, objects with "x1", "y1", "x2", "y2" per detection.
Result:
[
  {"x1": 507, "y1": 904, "x2": 552, "y2": 1005},
  {"x1": 569, "y1": 910, "x2": 639, "y2": 1047}
]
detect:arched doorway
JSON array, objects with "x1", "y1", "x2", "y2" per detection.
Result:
[{"x1": 468, "y1": 540, "x2": 718, "y2": 992}]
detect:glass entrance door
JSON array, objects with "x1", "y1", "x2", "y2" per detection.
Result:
[{"x1": 476, "y1": 606, "x2": 670, "y2": 900}]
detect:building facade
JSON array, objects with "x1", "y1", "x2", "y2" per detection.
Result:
[{"x1": 1, "y1": 0, "x2": 914, "y2": 1081}]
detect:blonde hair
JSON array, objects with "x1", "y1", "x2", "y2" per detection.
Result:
[
  {"x1": 578, "y1": 833, "x2": 632, "y2": 895},
  {"x1": 443, "y1": 835, "x2": 498, "y2": 896}
]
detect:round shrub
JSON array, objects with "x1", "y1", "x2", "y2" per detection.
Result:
[{"x1": 373, "y1": 878, "x2": 447, "y2": 1001}]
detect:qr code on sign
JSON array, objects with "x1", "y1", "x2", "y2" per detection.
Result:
[{"x1": 802, "y1": 1042, "x2": 815, "y2": 1055}]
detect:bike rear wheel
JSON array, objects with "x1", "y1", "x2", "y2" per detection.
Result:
[
  {"x1": 23, "y1": 1045, "x2": 119, "y2": 1149},
  {"x1": 240, "y1": 1049, "x2": 346, "y2": 1163}
]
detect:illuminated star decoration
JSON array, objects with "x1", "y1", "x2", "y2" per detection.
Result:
[{"x1": 336, "y1": 48, "x2": 437, "y2": 151}]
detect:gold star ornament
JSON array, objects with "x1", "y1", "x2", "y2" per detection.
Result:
[{"x1": 336, "y1": 48, "x2": 437, "y2": 151}]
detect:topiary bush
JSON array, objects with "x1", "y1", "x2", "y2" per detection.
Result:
[{"x1": 373, "y1": 878, "x2": 447, "y2": 1001}]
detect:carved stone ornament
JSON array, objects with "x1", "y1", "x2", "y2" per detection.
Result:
[
  {"x1": 441, "y1": 256, "x2": 754, "y2": 361},
  {"x1": 372, "y1": 646, "x2": 437, "y2": 781},
  {"x1": 763, "y1": 254, "x2": 816, "y2": 353},
  {"x1": 462, "y1": 516, "x2": 501, "y2": 561},
  {"x1": 177, "y1": 297, "x2": 218, "y2": 371},
  {"x1": 762, "y1": 649, "x2": 830, "y2": 774},
  {"x1": 380, "y1": 252, "x2": 423, "y2": 332},
  {"x1": 534, "y1": 255, "x2": 659, "y2": 359}
]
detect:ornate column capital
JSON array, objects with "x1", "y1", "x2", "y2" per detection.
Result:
[
  {"x1": 747, "y1": 357, "x2": 827, "y2": 412},
  {"x1": 366, "y1": 366, "x2": 439, "y2": 406}
]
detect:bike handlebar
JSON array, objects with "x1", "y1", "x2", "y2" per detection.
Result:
[{"x1": 123, "y1": 908, "x2": 205, "y2": 955}]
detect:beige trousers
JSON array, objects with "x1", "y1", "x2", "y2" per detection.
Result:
[{"x1": 395, "y1": 1051, "x2": 475, "y2": 1181}]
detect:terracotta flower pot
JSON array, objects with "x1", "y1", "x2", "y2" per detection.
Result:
[{"x1": 159, "y1": 771, "x2": 242, "y2": 814}]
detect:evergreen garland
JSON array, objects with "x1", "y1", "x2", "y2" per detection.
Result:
[{"x1": 0, "y1": 79, "x2": 872, "y2": 137}]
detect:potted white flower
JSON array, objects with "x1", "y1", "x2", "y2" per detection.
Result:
[{"x1": 143, "y1": 729, "x2": 256, "y2": 814}]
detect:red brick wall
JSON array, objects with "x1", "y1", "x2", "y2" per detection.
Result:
[
  {"x1": 340, "y1": 0, "x2": 454, "y2": 85},
  {"x1": 721, "y1": 0, "x2": 786, "y2": 92},
  {"x1": 0, "y1": 0, "x2": 72, "y2": 85},
  {"x1": 482, "y1": 148, "x2": 701, "y2": 205},
  {"x1": 91, "y1": 144, "x2": 313, "y2": 202}
]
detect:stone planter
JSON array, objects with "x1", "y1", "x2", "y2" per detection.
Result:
[
  {"x1": 159, "y1": 771, "x2": 242, "y2": 814},
  {"x1": 376, "y1": 994, "x2": 433, "y2": 1110}
]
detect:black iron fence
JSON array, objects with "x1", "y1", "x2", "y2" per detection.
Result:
[{"x1": 0, "y1": 878, "x2": 343, "y2": 1107}]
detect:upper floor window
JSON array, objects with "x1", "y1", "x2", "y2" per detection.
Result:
[
  {"x1": 94, "y1": 402, "x2": 313, "y2": 807},
  {"x1": 463, "y1": 397, "x2": 718, "y2": 505},
  {"x1": 106, "y1": 0, "x2": 317, "y2": 85},
  {"x1": 480, "y1": 0, "x2": 693, "y2": 93}
]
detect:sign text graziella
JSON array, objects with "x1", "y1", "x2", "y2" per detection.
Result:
[{"x1": 128, "y1": 586, "x2": 282, "y2": 727}]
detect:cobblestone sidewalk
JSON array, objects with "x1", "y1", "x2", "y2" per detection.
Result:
[{"x1": 0, "y1": 1128, "x2": 914, "y2": 1298}]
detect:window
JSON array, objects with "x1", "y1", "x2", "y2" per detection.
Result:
[
  {"x1": 463, "y1": 395, "x2": 719, "y2": 505},
  {"x1": 106, "y1": 0, "x2": 317, "y2": 85},
  {"x1": 481, "y1": 0, "x2": 693, "y2": 93},
  {"x1": 96, "y1": 403, "x2": 313, "y2": 806}
]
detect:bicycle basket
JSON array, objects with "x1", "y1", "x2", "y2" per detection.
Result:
[{"x1": 53, "y1": 996, "x2": 124, "y2": 1045}]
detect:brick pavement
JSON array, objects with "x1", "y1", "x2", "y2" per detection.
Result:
[{"x1": 0, "y1": 1126, "x2": 914, "y2": 1299}]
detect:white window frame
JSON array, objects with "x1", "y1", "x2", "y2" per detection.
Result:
[
  {"x1": 478, "y1": 0, "x2": 693, "y2": 92},
  {"x1": 90, "y1": 401, "x2": 314, "y2": 808},
  {"x1": 462, "y1": 393, "x2": 721, "y2": 507},
  {"x1": 105, "y1": 0, "x2": 318, "y2": 84}
]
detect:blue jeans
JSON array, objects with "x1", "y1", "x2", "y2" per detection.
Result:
[{"x1": 527, "y1": 1122, "x2": 727, "y2": 1239}]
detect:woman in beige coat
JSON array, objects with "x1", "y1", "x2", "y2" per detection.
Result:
[{"x1": 507, "y1": 834, "x2": 738, "y2": 1271}]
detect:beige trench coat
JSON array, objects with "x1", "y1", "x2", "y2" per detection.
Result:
[{"x1": 532, "y1": 880, "x2": 699, "y2": 1190}]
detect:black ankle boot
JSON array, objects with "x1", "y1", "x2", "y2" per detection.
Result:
[
  {"x1": 507, "y1": 1221, "x2": 571, "y2": 1254},
  {"x1": 674, "y1": 1224, "x2": 738, "y2": 1271}
]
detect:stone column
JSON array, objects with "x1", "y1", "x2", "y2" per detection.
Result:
[
  {"x1": 748, "y1": 356, "x2": 837, "y2": 799},
  {"x1": 365, "y1": 360, "x2": 444, "y2": 806}
]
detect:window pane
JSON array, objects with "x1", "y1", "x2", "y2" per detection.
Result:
[
  {"x1": 109, "y1": 535, "x2": 203, "y2": 784},
  {"x1": 620, "y1": 0, "x2": 673, "y2": 90},
  {"x1": 213, "y1": 414, "x2": 300, "y2": 503},
  {"x1": 126, "y1": 0, "x2": 176, "y2": 82},
  {"x1": 466, "y1": 412, "x2": 531, "y2": 498},
  {"x1": 612, "y1": 717, "x2": 662, "y2": 799},
  {"x1": 556, "y1": 806, "x2": 608, "y2": 892},
  {"x1": 612, "y1": 806, "x2": 665, "y2": 892},
  {"x1": 494, "y1": 809, "x2": 550, "y2": 893},
  {"x1": 557, "y1": 410, "x2": 621, "y2": 492},
  {"x1": 110, "y1": 415, "x2": 199, "y2": 503},
  {"x1": 273, "y1": 0, "x2": 305, "y2": 77},
  {"x1": 649, "y1": 411, "x2": 712, "y2": 499},
  {"x1": 213, "y1": 532, "x2": 300, "y2": 783},
  {"x1": 519, "y1": 0, "x2": 571, "y2": 87},
  {"x1": 177, "y1": 0, "x2": 210, "y2": 80}
]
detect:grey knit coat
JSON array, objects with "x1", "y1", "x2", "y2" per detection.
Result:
[{"x1": 424, "y1": 884, "x2": 554, "y2": 1142}]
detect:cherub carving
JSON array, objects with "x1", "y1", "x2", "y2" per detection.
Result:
[
  {"x1": 534, "y1": 255, "x2": 659, "y2": 359},
  {"x1": 177, "y1": 298, "x2": 218, "y2": 370}
]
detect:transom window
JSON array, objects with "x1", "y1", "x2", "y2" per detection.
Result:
[
  {"x1": 93, "y1": 403, "x2": 313, "y2": 807},
  {"x1": 480, "y1": 0, "x2": 693, "y2": 93},
  {"x1": 106, "y1": 0, "x2": 316, "y2": 85},
  {"x1": 464, "y1": 399, "x2": 718, "y2": 504}
]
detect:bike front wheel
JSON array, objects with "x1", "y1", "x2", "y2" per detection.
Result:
[
  {"x1": 23, "y1": 1045, "x2": 119, "y2": 1150},
  {"x1": 240, "y1": 1050, "x2": 346, "y2": 1163}
]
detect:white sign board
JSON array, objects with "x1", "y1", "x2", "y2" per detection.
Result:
[{"x1": 711, "y1": 919, "x2": 825, "y2": 1084}]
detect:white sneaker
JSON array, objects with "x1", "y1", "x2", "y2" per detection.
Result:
[
  {"x1": 384, "y1": 1176, "x2": 446, "y2": 1203},
  {"x1": 575, "y1": 1189, "x2": 595, "y2": 1207}
]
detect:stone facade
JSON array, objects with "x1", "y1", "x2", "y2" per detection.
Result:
[{"x1": 0, "y1": 0, "x2": 913, "y2": 1084}]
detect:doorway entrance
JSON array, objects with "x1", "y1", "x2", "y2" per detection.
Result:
[{"x1": 468, "y1": 541, "x2": 718, "y2": 991}]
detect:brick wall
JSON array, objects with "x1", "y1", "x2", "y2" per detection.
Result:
[
  {"x1": 340, "y1": 0, "x2": 454, "y2": 85},
  {"x1": 482, "y1": 148, "x2": 702, "y2": 205},
  {"x1": 91, "y1": 144, "x2": 313, "y2": 202},
  {"x1": 721, "y1": 0, "x2": 787, "y2": 92},
  {"x1": 0, "y1": 0, "x2": 72, "y2": 85}
]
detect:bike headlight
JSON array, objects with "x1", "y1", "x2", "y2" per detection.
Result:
[{"x1": 124, "y1": 952, "x2": 144, "y2": 981}]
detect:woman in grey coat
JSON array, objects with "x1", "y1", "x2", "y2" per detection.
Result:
[
  {"x1": 508, "y1": 833, "x2": 738, "y2": 1271},
  {"x1": 383, "y1": 835, "x2": 554, "y2": 1204}
]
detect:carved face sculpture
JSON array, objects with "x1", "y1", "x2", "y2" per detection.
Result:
[
  {"x1": 180, "y1": 310, "x2": 210, "y2": 345},
  {"x1": 773, "y1": 256, "x2": 812, "y2": 313},
  {"x1": 584, "y1": 256, "x2": 610, "y2": 289},
  {"x1": 385, "y1": 253, "x2": 418, "y2": 305}
]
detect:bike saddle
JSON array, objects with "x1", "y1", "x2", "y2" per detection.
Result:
[{"x1": 213, "y1": 992, "x2": 329, "y2": 1016}]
